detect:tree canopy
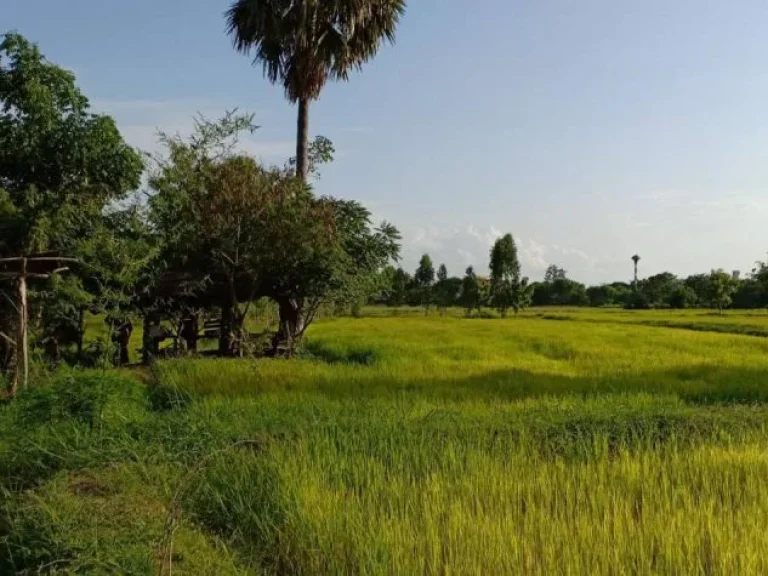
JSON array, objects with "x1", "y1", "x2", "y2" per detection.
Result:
[{"x1": 226, "y1": 0, "x2": 406, "y2": 181}]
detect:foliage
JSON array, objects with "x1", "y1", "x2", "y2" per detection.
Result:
[
  {"x1": 544, "y1": 264, "x2": 567, "y2": 283},
  {"x1": 707, "y1": 269, "x2": 738, "y2": 313},
  {"x1": 489, "y1": 234, "x2": 532, "y2": 316},
  {"x1": 0, "y1": 32, "x2": 143, "y2": 255},
  {"x1": 433, "y1": 264, "x2": 460, "y2": 314},
  {"x1": 460, "y1": 266, "x2": 481, "y2": 316},
  {"x1": 226, "y1": 0, "x2": 406, "y2": 180},
  {"x1": 388, "y1": 267, "x2": 411, "y2": 307},
  {"x1": 667, "y1": 285, "x2": 697, "y2": 309},
  {"x1": 532, "y1": 269, "x2": 589, "y2": 306},
  {"x1": 0, "y1": 32, "x2": 145, "y2": 371},
  {"x1": 587, "y1": 284, "x2": 616, "y2": 307},
  {"x1": 146, "y1": 112, "x2": 400, "y2": 354},
  {"x1": 414, "y1": 254, "x2": 435, "y2": 313}
]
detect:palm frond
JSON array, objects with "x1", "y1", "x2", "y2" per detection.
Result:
[{"x1": 227, "y1": 0, "x2": 406, "y2": 101}]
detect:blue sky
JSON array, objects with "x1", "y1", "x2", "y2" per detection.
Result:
[{"x1": 6, "y1": 0, "x2": 768, "y2": 283}]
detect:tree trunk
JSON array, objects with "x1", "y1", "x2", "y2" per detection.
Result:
[
  {"x1": 12, "y1": 262, "x2": 28, "y2": 396},
  {"x1": 296, "y1": 98, "x2": 310, "y2": 182},
  {"x1": 219, "y1": 302, "x2": 234, "y2": 356},
  {"x1": 142, "y1": 315, "x2": 155, "y2": 366},
  {"x1": 181, "y1": 316, "x2": 198, "y2": 353},
  {"x1": 117, "y1": 322, "x2": 132, "y2": 365},
  {"x1": 272, "y1": 298, "x2": 304, "y2": 356},
  {"x1": 76, "y1": 307, "x2": 85, "y2": 360}
]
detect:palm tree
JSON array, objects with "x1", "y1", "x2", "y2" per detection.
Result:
[
  {"x1": 632, "y1": 254, "x2": 640, "y2": 287},
  {"x1": 226, "y1": 0, "x2": 407, "y2": 182}
]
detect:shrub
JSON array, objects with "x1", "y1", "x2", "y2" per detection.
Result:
[{"x1": 16, "y1": 372, "x2": 126, "y2": 428}]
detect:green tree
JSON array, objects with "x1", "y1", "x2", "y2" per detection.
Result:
[
  {"x1": 264, "y1": 197, "x2": 400, "y2": 353},
  {"x1": 0, "y1": 32, "x2": 143, "y2": 255},
  {"x1": 147, "y1": 113, "x2": 399, "y2": 356},
  {"x1": 641, "y1": 272, "x2": 680, "y2": 308},
  {"x1": 732, "y1": 278, "x2": 763, "y2": 309},
  {"x1": 414, "y1": 254, "x2": 435, "y2": 314},
  {"x1": 226, "y1": 0, "x2": 406, "y2": 181},
  {"x1": 388, "y1": 267, "x2": 411, "y2": 307},
  {"x1": 684, "y1": 273, "x2": 711, "y2": 305},
  {"x1": 751, "y1": 257, "x2": 768, "y2": 307},
  {"x1": 460, "y1": 266, "x2": 481, "y2": 316},
  {"x1": 147, "y1": 112, "x2": 271, "y2": 355},
  {"x1": 667, "y1": 285, "x2": 697, "y2": 309},
  {"x1": 544, "y1": 265, "x2": 567, "y2": 283},
  {"x1": 489, "y1": 234, "x2": 531, "y2": 317},
  {"x1": 707, "y1": 269, "x2": 738, "y2": 313},
  {"x1": 586, "y1": 284, "x2": 617, "y2": 307},
  {"x1": 434, "y1": 263, "x2": 453, "y2": 315},
  {"x1": 0, "y1": 32, "x2": 143, "y2": 372}
]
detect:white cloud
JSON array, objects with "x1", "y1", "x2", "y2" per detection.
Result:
[
  {"x1": 520, "y1": 238, "x2": 549, "y2": 271},
  {"x1": 641, "y1": 189, "x2": 688, "y2": 204},
  {"x1": 456, "y1": 248, "x2": 476, "y2": 265},
  {"x1": 397, "y1": 224, "x2": 597, "y2": 281}
]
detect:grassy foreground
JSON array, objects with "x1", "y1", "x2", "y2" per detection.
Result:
[{"x1": 2, "y1": 310, "x2": 768, "y2": 573}]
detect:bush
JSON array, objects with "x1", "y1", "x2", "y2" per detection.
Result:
[
  {"x1": 624, "y1": 292, "x2": 651, "y2": 310},
  {"x1": 16, "y1": 372, "x2": 126, "y2": 428}
]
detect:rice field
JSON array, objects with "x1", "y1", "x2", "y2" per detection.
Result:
[{"x1": 2, "y1": 309, "x2": 768, "y2": 573}]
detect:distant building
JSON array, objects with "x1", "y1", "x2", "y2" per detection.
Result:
[{"x1": 732, "y1": 270, "x2": 741, "y2": 280}]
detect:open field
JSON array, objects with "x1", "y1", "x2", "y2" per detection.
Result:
[{"x1": 2, "y1": 309, "x2": 768, "y2": 573}]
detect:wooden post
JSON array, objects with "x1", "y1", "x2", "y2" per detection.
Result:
[
  {"x1": 10, "y1": 257, "x2": 28, "y2": 396},
  {"x1": 0, "y1": 255, "x2": 77, "y2": 396},
  {"x1": 18, "y1": 257, "x2": 28, "y2": 391}
]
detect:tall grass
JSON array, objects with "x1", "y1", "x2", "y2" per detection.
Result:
[{"x1": 3, "y1": 312, "x2": 768, "y2": 573}]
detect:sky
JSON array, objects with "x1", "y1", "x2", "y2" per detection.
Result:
[{"x1": 5, "y1": 0, "x2": 768, "y2": 283}]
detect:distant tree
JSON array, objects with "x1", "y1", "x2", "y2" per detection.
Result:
[
  {"x1": 531, "y1": 282, "x2": 548, "y2": 306},
  {"x1": 625, "y1": 291, "x2": 651, "y2": 310},
  {"x1": 707, "y1": 269, "x2": 738, "y2": 313},
  {"x1": 642, "y1": 272, "x2": 680, "y2": 308},
  {"x1": 414, "y1": 254, "x2": 435, "y2": 314},
  {"x1": 460, "y1": 266, "x2": 481, "y2": 316},
  {"x1": 367, "y1": 265, "x2": 396, "y2": 306},
  {"x1": 732, "y1": 278, "x2": 764, "y2": 309},
  {"x1": 667, "y1": 285, "x2": 697, "y2": 309},
  {"x1": 489, "y1": 234, "x2": 532, "y2": 317},
  {"x1": 544, "y1": 265, "x2": 567, "y2": 283},
  {"x1": 684, "y1": 274, "x2": 711, "y2": 306},
  {"x1": 434, "y1": 263, "x2": 453, "y2": 315},
  {"x1": 512, "y1": 278, "x2": 534, "y2": 315},
  {"x1": 388, "y1": 267, "x2": 411, "y2": 307},
  {"x1": 751, "y1": 257, "x2": 768, "y2": 306},
  {"x1": 226, "y1": 0, "x2": 406, "y2": 181},
  {"x1": 533, "y1": 263, "x2": 587, "y2": 306},
  {"x1": 586, "y1": 285, "x2": 616, "y2": 307}
]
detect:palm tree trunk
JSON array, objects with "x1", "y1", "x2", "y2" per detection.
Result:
[{"x1": 296, "y1": 97, "x2": 310, "y2": 182}]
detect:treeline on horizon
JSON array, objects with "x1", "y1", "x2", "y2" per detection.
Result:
[{"x1": 375, "y1": 258, "x2": 768, "y2": 312}]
